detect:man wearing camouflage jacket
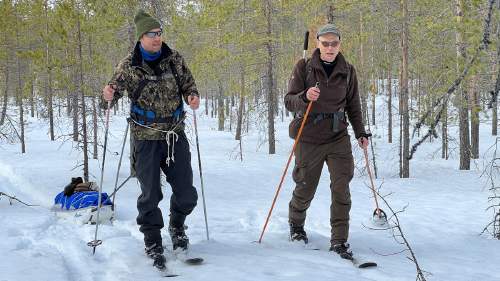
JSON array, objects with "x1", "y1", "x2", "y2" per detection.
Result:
[{"x1": 102, "y1": 10, "x2": 200, "y2": 270}]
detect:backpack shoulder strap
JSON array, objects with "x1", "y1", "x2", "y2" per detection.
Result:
[
  {"x1": 168, "y1": 60, "x2": 185, "y2": 115},
  {"x1": 168, "y1": 60, "x2": 182, "y2": 92},
  {"x1": 345, "y1": 61, "x2": 352, "y2": 90},
  {"x1": 301, "y1": 57, "x2": 312, "y2": 87}
]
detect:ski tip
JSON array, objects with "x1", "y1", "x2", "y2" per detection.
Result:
[
  {"x1": 159, "y1": 268, "x2": 179, "y2": 277},
  {"x1": 185, "y1": 257, "x2": 204, "y2": 265},
  {"x1": 357, "y1": 262, "x2": 377, "y2": 268}
]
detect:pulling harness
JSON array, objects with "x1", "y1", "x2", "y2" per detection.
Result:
[
  {"x1": 129, "y1": 60, "x2": 185, "y2": 126},
  {"x1": 128, "y1": 60, "x2": 186, "y2": 166}
]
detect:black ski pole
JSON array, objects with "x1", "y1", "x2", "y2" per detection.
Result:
[
  {"x1": 110, "y1": 121, "x2": 130, "y2": 216},
  {"x1": 88, "y1": 100, "x2": 111, "y2": 255},
  {"x1": 193, "y1": 109, "x2": 209, "y2": 240}
]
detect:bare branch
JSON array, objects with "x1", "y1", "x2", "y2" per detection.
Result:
[
  {"x1": 0, "y1": 192, "x2": 38, "y2": 207},
  {"x1": 408, "y1": 0, "x2": 496, "y2": 159},
  {"x1": 371, "y1": 185, "x2": 429, "y2": 281}
]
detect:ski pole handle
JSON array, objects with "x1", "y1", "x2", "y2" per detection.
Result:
[{"x1": 303, "y1": 31, "x2": 309, "y2": 60}]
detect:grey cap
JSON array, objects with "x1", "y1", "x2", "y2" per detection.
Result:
[{"x1": 316, "y1": 24, "x2": 341, "y2": 39}]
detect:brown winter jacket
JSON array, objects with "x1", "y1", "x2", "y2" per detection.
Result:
[{"x1": 285, "y1": 49, "x2": 366, "y2": 144}]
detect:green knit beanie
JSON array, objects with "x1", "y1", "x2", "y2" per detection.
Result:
[{"x1": 134, "y1": 9, "x2": 161, "y2": 41}]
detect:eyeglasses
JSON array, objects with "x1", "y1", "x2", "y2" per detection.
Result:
[
  {"x1": 319, "y1": 40, "x2": 340, "y2": 48},
  {"x1": 144, "y1": 30, "x2": 163, "y2": 38}
]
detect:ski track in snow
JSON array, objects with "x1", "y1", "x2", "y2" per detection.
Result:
[{"x1": 1, "y1": 104, "x2": 500, "y2": 281}]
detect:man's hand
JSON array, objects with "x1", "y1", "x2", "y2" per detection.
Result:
[
  {"x1": 358, "y1": 137, "x2": 369, "y2": 149},
  {"x1": 188, "y1": 95, "x2": 200, "y2": 110},
  {"x1": 102, "y1": 84, "x2": 116, "y2": 102},
  {"x1": 306, "y1": 86, "x2": 320, "y2": 101}
]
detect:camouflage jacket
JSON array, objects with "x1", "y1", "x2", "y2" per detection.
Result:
[{"x1": 101, "y1": 42, "x2": 199, "y2": 140}]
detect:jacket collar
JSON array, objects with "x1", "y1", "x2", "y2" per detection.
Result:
[
  {"x1": 310, "y1": 48, "x2": 349, "y2": 76},
  {"x1": 131, "y1": 41, "x2": 173, "y2": 67}
]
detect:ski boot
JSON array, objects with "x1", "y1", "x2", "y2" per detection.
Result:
[
  {"x1": 290, "y1": 223, "x2": 309, "y2": 244},
  {"x1": 169, "y1": 225, "x2": 189, "y2": 251},
  {"x1": 330, "y1": 242, "x2": 353, "y2": 260},
  {"x1": 145, "y1": 243, "x2": 167, "y2": 270}
]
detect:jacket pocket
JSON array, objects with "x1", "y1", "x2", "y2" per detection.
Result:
[{"x1": 289, "y1": 117, "x2": 303, "y2": 139}]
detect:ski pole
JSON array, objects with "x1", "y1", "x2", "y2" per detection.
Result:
[
  {"x1": 258, "y1": 101, "x2": 313, "y2": 243},
  {"x1": 258, "y1": 31, "x2": 311, "y2": 243},
  {"x1": 362, "y1": 144, "x2": 386, "y2": 220},
  {"x1": 193, "y1": 108, "x2": 210, "y2": 241},
  {"x1": 88, "y1": 100, "x2": 111, "y2": 255},
  {"x1": 110, "y1": 121, "x2": 130, "y2": 216},
  {"x1": 107, "y1": 175, "x2": 132, "y2": 201}
]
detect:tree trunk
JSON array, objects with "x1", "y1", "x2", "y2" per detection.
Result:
[
  {"x1": 29, "y1": 79, "x2": 34, "y2": 118},
  {"x1": 456, "y1": 0, "x2": 471, "y2": 170},
  {"x1": 45, "y1": 0, "x2": 55, "y2": 141},
  {"x1": 211, "y1": 93, "x2": 215, "y2": 118},
  {"x1": 88, "y1": 34, "x2": 98, "y2": 160},
  {"x1": 76, "y1": 11, "x2": 89, "y2": 181},
  {"x1": 66, "y1": 90, "x2": 71, "y2": 117},
  {"x1": 399, "y1": 114, "x2": 403, "y2": 178},
  {"x1": 72, "y1": 75, "x2": 79, "y2": 142},
  {"x1": 226, "y1": 96, "x2": 231, "y2": 132},
  {"x1": 15, "y1": 20, "x2": 25, "y2": 153},
  {"x1": 264, "y1": 0, "x2": 276, "y2": 154},
  {"x1": 359, "y1": 11, "x2": 369, "y2": 124},
  {"x1": 371, "y1": 81, "x2": 376, "y2": 126},
  {"x1": 0, "y1": 67, "x2": 9, "y2": 126},
  {"x1": 388, "y1": 63, "x2": 392, "y2": 143},
  {"x1": 236, "y1": 0, "x2": 247, "y2": 141},
  {"x1": 470, "y1": 76, "x2": 479, "y2": 159},
  {"x1": 217, "y1": 80, "x2": 224, "y2": 131},
  {"x1": 204, "y1": 91, "x2": 208, "y2": 116},
  {"x1": 492, "y1": 15, "x2": 500, "y2": 136},
  {"x1": 401, "y1": 0, "x2": 410, "y2": 178},
  {"x1": 92, "y1": 97, "x2": 98, "y2": 160},
  {"x1": 236, "y1": 67, "x2": 245, "y2": 141},
  {"x1": 442, "y1": 99, "x2": 449, "y2": 159},
  {"x1": 370, "y1": 7, "x2": 376, "y2": 127}
]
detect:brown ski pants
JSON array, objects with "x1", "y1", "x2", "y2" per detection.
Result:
[{"x1": 289, "y1": 134, "x2": 354, "y2": 245}]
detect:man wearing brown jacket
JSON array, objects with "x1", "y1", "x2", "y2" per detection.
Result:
[{"x1": 284, "y1": 24, "x2": 370, "y2": 260}]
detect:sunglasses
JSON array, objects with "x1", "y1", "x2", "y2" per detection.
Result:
[
  {"x1": 319, "y1": 40, "x2": 340, "y2": 48},
  {"x1": 144, "y1": 30, "x2": 163, "y2": 38}
]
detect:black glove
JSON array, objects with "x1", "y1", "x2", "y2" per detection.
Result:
[{"x1": 357, "y1": 132, "x2": 372, "y2": 139}]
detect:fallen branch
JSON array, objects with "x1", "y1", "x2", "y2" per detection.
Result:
[
  {"x1": 0, "y1": 192, "x2": 38, "y2": 207},
  {"x1": 367, "y1": 182, "x2": 429, "y2": 281}
]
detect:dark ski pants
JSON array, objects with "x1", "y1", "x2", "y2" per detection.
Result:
[
  {"x1": 288, "y1": 134, "x2": 354, "y2": 245},
  {"x1": 134, "y1": 133, "x2": 198, "y2": 247}
]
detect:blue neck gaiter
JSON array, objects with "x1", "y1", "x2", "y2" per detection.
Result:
[{"x1": 140, "y1": 44, "x2": 161, "y2": 61}]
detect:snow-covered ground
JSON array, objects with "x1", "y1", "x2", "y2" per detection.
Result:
[{"x1": 1, "y1": 101, "x2": 499, "y2": 281}]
